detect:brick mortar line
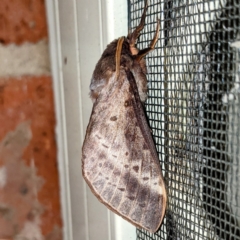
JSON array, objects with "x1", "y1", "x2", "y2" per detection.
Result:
[{"x1": 0, "y1": 39, "x2": 51, "y2": 78}]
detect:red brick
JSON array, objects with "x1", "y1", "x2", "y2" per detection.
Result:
[
  {"x1": 0, "y1": 0, "x2": 48, "y2": 44},
  {"x1": 0, "y1": 76, "x2": 62, "y2": 238}
]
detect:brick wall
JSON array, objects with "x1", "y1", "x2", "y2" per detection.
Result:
[{"x1": 0, "y1": 1, "x2": 62, "y2": 239}]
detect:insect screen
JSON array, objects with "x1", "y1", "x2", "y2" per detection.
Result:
[{"x1": 128, "y1": 0, "x2": 240, "y2": 239}]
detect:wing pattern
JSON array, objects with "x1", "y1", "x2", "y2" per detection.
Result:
[{"x1": 82, "y1": 69, "x2": 166, "y2": 232}]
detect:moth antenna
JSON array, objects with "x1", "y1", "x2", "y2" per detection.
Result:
[
  {"x1": 128, "y1": 0, "x2": 148, "y2": 48},
  {"x1": 115, "y1": 37, "x2": 125, "y2": 78},
  {"x1": 135, "y1": 19, "x2": 160, "y2": 62},
  {"x1": 149, "y1": 19, "x2": 160, "y2": 49}
]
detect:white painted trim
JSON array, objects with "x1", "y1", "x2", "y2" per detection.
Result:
[
  {"x1": 45, "y1": 1, "x2": 73, "y2": 240},
  {"x1": 46, "y1": 0, "x2": 136, "y2": 239}
]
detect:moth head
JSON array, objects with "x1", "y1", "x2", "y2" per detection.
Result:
[
  {"x1": 90, "y1": 0, "x2": 159, "y2": 102},
  {"x1": 127, "y1": 0, "x2": 160, "y2": 63},
  {"x1": 127, "y1": 0, "x2": 148, "y2": 56}
]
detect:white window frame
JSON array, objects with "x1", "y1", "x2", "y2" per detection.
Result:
[{"x1": 45, "y1": 0, "x2": 136, "y2": 239}]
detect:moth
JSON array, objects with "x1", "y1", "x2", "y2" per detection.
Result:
[{"x1": 82, "y1": 0, "x2": 166, "y2": 233}]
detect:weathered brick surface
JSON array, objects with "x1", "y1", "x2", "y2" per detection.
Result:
[
  {"x1": 0, "y1": 0, "x2": 48, "y2": 44},
  {"x1": 0, "y1": 76, "x2": 62, "y2": 239}
]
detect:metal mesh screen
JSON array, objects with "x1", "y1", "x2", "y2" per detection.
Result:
[{"x1": 128, "y1": 0, "x2": 240, "y2": 239}]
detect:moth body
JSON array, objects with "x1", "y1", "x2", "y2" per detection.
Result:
[
  {"x1": 82, "y1": 0, "x2": 166, "y2": 233},
  {"x1": 90, "y1": 38, "x2": 148, "y2": 103}
]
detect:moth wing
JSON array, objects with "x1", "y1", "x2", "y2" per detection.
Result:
[{"x1": 82, "y1": 70, "x2": 166, "y2": 233}]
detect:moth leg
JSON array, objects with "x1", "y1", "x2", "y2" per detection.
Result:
[
  {"x1": 128, "y1": 0, "x2": 148, "y2": 48},
  {"x1": 135, "y1": 19, "x2": 160, "y2": 62}
]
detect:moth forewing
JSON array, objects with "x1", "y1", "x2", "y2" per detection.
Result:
[
  {"x1": 82, "y1": 0, "x2": 166, "y2": 233},
  {"x1": 82, "y1": 70, "x2": 166, "y2": 233}
]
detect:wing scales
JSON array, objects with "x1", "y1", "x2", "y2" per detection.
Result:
[{"x1": 82, "y1": 70, "x2": 166, "y2": 232}]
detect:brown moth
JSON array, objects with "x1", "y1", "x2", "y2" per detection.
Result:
[{"x1": 82, "y1": 0, "x2": 166, "y2": 233}]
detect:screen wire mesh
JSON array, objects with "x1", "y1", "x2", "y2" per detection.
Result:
[{"x1": 128, "y1": 0, "x2": 240, "y2": 239}]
